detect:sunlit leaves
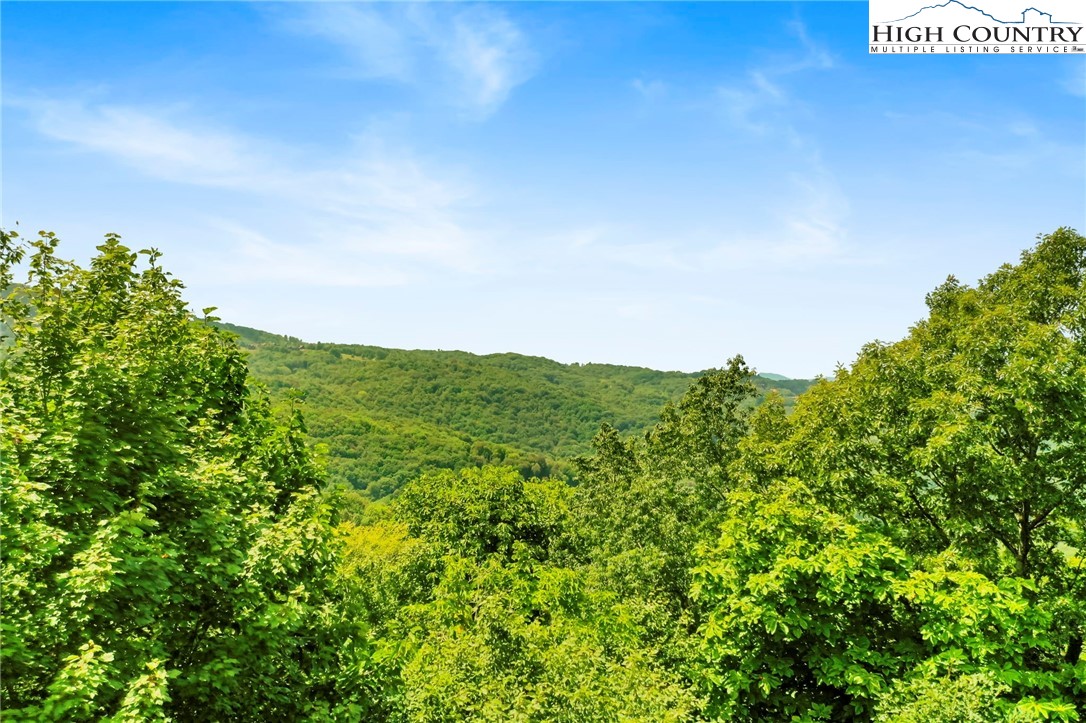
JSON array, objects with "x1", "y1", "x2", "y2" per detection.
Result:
[{"x1": 0, "y1": 230, "x2": 371, "y2": 720}]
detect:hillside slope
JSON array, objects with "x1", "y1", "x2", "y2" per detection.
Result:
[{"x1": 221, "y1": 323, "x2": 813, "y2": 497}]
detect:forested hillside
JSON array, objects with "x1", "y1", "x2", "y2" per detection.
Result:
[
  {"x1": 222, "y1": 323, "x2": 813, "y2": 497},
  {"x1": 3, "y1": 227, "x2": 1084, "y2": 721}
]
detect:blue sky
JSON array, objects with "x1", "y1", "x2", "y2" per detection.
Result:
[{"x1": 3, "y1": 1, "x2": 1084, "y2": 377}]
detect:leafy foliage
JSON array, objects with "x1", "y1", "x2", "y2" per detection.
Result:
[
  {"x1": 394, "y1": 555, "x2": 698, "y2": 723},
  {"x1": 220, "y1": 322, "x2": 810, "y2": 498},
  {"x1": 1, "y1": 231, "x2": 373, "y2": 720},
  {"x1": 690, "y1": 228, "x2": 1086, "y2": 721},
  {"x1": 693, "y1": 481, "x2": 918, "y2": 720},
  {"x1": 5, "y1": 226, "x2": 1084, "y2": 722},
  {"x1": 392, "y1": 467, "x2": 571, "y2": 564},
  {"x1": 339, "y1": 467, "x2": 698, "y2": 721},
  {"x1": 693, "y1": 480, "x2": 1083, "y2": 721},
  {"x1": 781, "y1": 229, "x2": 1086, "y2": 579},
  {"x1": 873, "y1": 669, "x2": 1011, "y2": 723}
]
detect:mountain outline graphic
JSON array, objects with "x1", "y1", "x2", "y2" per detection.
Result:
[{"x1": 884, "y1": 0, "x2": 1078, "y2": 25}]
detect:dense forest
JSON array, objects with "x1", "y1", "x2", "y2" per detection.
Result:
[
  {"x1": 2, "y1": 227, "x2": 1084, "y2": 721},
  {"x1": 220, "y1": 322, "x2": 812, "y2": 498}
]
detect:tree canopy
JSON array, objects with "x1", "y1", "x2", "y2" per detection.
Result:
[
  {"x1": 1, "y1": 231, "x2": 374, "y2": 720},
  {"x1": 3, "y1": 227, "x2": 1083, "y2": 721},
  {"x1": 219, "y1": 322, "x2": 811, "y2": 498}
]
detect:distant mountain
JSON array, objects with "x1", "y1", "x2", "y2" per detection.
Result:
[{"x1": 219, "y1": 322, "x2": 815, "y2": 498}]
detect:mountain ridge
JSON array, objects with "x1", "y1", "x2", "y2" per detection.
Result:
[{"x1": 218, "y1": 322, "x2": 815, "y2": 497}]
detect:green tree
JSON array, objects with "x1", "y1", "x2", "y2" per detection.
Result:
[
  {"x1": 643, "y1": 355, "x2": 757, "y2": 506},
  {"x1": 395, "y1": 554, "x2": 699, "y2": 723},
  {"x1": 350, "y1": 465, "x2": 697, "y2": 721},
  {"x1": 779, "y1": 228, "x2": 1086, "y2": 666},
  {"x1": 693, "y1": 481, "x2": 919, "y2": 721},
  {"x1": 392, "y1": 466, "x2": 571, "y2": 564},
  {"x1": 556, "y1": 359, "x2": 763, "y2": 691},
  {"x1": 571, "y1": 425, "x2": 703, "y2": 667},
  {"x1": 874, "y1": 669, "x2": 1011, "y2": 722},
  {"x1": 694, "y1": 481, "x2": 1082, "y2": 722},
  {"x1": 695, "y1": 228, "x2": 1086, "y2": 721},
  {"x1": 1, "y1": 231, "x2": 372, "y2": 720}
]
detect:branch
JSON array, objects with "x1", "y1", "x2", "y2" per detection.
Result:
[
  {"x1": 905, "y1": 486, "x2": 951, "y2": 548},
  {"x1": 983, "y1": 523, "x2": 1020, "y2": 560}
]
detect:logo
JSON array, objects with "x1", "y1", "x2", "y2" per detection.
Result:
[{"x1": 870, "y1": 0, "x2": 1085, "y2": 53}]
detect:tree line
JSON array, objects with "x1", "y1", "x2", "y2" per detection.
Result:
[
  {"x1": 219, "y1": 321, "x2": 810, "y2": 499},
  {"x1": 2, "y1": 227, "x2": 1083, "y2": 720}
]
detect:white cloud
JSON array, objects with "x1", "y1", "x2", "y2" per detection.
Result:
[
  {"x1": 539, "y1": 166, "x2": 850, "y2": 275},
  {"x1": 563, "y1": 225, "x2": 616, "y2": 250},
  {"x1": 11, "y1": 96, "x2": 485, "y2": 284},
  {"x1": 631, "y1": 78, "x2": 668, "y2": 101},
  {"x1": 882, "y1": 107, "x2": 1084, "y2": 176},
  {"x1": 1008, "y1": 120, "x2": 1039, "y2": 138},
  {"x1": 718, "y1": 79, "x2": 786, "y2": 135},
  {"x1": 198, "y1": 220, "x2": 414, "y2": 288},
  {"x1": 21, "y1": 99, "x2": 271, "y2": 188},
  {"x1": 287, "y1": 3, "x2": 415, "y2": 81},
  {"x1": 716, "y1": 19, "x2": 834, "y2": 137},
  {"x1": 702, "y1": 166, "x2": 850, "y2": 267},
  {"x1": 445, "y1": 6, "x2": 535, "y2": 114},
  {"x1": 274, "y1": 3, "x2": 537, "y2": 117},
  {"x1": 595, "y1": 240, "x2": 693, "y2": 272},
  {"x1": 771, "y1": 176, "x2": 849, "y2": 261},
  {"x1": 708, "y1": 20, "x2": 848, "y2": 264},
  {"x1": 783, "y1": 18, "x2": 835, "y2": 74}
]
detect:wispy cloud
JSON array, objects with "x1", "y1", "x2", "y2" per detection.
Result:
[
  {"x1": 285, "y1": 3, "x2": 415, "y2": 81},
  {"x1": 716, "y1": 18, "x2": 834, "y2": 137},
  {"x1": 10, "y1": 96, "x2": 485, "y2": 284},
  {"x1": 782, "y1": 164, "x2": 849, "y2": 256},
  {"x1": 542, "y1": 162, "x2": 851, "y2": 275},
  {"x1": 709, "y1": 19, "x2": 848, "y2": 263},
  {"x1": 717, "y1": 74, "x2": 787, "y2": 135},
  {"x1": 274, "y1": 3, "x2": 537, "y2": 118},
  {"x1": 703, "y1": 166, "x2": 850, "y2": 265},
  {"x1": 22, "y1": 98, "x2": 272, "y2": 188},
  {"x1": 784, "y1": 18, "x2": 835, "y2": 74},
  {"x1": 1060, "y1": 59, "x2": 1085, "y2": 97},
  {"x1": 197, "y1": 220, "x2": 414, "y2": 288},
  {"x1": 883, "y1": 107, "x2": 1084, "y2": 176},
  {"x1": 631, "y1": 78, "x2": 668, "y2": 102}
]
